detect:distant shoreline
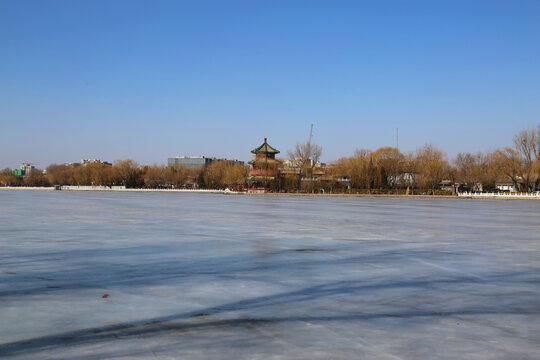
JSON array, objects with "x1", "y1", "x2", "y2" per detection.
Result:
[{"x1": 3, "y1": 186, "x2": 540, "y2": 200}]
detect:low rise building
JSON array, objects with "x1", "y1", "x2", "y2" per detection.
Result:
[
  {"x1": 496, "y1": 181, "x2": 523, "y2": 192},
  {"x1": 64, "y1": 159, "x2": 112, "y2": 167},
  {"x1": 80, "y1": 159, "x2": 112, "y2": 166}
]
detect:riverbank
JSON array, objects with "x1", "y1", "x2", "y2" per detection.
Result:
[
  {"x1": 0, "y1": 186, "x2": 229, "y2": 194},
  {"x1": 249, "y1": 192, "x2": 539, "y2": 199},
  {"x1": 248, "y1": 192, "x2": 458, "y2": 199},
  {"x1": 3, "y1": 186, "x2": 540, "y2": 199}
]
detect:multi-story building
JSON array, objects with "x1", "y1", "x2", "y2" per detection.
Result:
[
  {"x1": 12, "y1": 163, "x2": 36, "y2": 177},
  {"x1": 168, "y1": 156, "x2": 244, "y2": 169},
  {"x1": 168, "y1": 156, "x2": 216, "y2": 169}
]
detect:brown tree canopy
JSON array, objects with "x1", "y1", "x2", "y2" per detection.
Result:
[
  {"x1": 203, "y1": 161, "x2": 249, "y2": 189},
  {"x1": 414, "y1": 144, "x2": 449, "y2": 191}
]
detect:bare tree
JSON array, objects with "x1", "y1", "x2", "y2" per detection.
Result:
[
  {"x1": 113, "y1": 159, "x2": 142, "y2": 188},
  {"x1": 415, "y1": 144, "x2": 449, "y2": 193},
  {"x1": 287, "y1": 142, "x2": 322, "y2": 168},
  {"x1": 0, "y1": 168, "x2": 22, "y2": 186},
  {"x1": 454, "y1": 152, "x2": 485, "y2": 191},
  {"x1": 24, "y1": 168, "x2": 50, "y2": 187},
  {"x1": 513, "y1": 128, "x2": 539, "y2": 191},
  {"x1": 331, "y1": 150, "x2": 372, "y2": 192},
  {"x1": 371, "y1": 147, "x2": 405, "y2": 188},
  {"x1": 491, "y1": 148, "x2": 523, "y2": 191},
  {"x1": 143, "y1": 165, "x2": 170, "y2": 188},
  {"x1": 514, "y1": 128, "x2": 538, "y2": 162},
  {"x1": 287, "y1": 142, "x2": 322, "y2": 192}
]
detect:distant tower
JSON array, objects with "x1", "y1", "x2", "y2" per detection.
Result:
[{"x1": 247, "y1": 138, "x2": 280, "y2": 192}]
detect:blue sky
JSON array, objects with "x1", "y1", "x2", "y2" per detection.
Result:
[{"x1": 1, "y1": 0, "x2": 539, "y2": 168}]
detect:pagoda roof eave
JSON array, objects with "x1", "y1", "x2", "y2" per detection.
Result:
[{"x1": 251, "y1": 138, "x2": 280, "y2": 154}]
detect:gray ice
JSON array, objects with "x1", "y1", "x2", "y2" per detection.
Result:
[{"x1": 1, "y1": 190, "x2": 540, "y2": 359}]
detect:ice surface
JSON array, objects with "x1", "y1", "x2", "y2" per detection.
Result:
[{"x1": 1, "y1": 190, "x2": 540, "y2": 359}]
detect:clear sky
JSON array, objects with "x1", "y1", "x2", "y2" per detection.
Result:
[{"x1": 1, "y1": 0, "x2": 539, "y2": 168}]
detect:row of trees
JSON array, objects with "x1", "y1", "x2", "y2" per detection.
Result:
[
  {"x1": 0, "y1": 160, "x2": 249, "y2": 189},
  {"x1": 328, "y1": 126, "x2": 540, "y2": 194},
  {"x1": 452, "y1": 126, "x2": 540, "y2": 193},
  {"x1": 2, "y1": 125, "x2": 539, "y2": 193},
  {"x1": 331, "y1": 144, "x2": 481, "y2": 194}
]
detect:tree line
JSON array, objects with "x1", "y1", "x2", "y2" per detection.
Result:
[
  {"x1": 321, "y1": 125, "x2": 539, "y2": 194},
  {"x1": 1, "y1": 125, "x2": 539, "y2": 193},
  {"x1": 0, "y1": 160, "x2": 249, "y2": 189}
]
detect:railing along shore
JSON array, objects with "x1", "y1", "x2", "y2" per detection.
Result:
[{"x1": 458, "y1": 191, "x2": 540, "y2": 198}]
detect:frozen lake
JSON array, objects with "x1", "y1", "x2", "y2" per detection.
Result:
[{"x1": 1, "y1": 190, "x2": 540, "y2": 359}]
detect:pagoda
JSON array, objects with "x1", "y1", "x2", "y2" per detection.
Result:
[{"x1": 248, "y1": 138, "x2": 280, "y2": 192}]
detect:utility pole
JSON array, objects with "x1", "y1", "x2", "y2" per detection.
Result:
[
  {"x1": 306, "y1": 124, "x2": 314, "y2": 193},
  {"x1": 396, "y1": 128, "x2": 399, "y2": 150},
  {"x1": 306, "y1": 124, "x2": 313, "y2": 165}
]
